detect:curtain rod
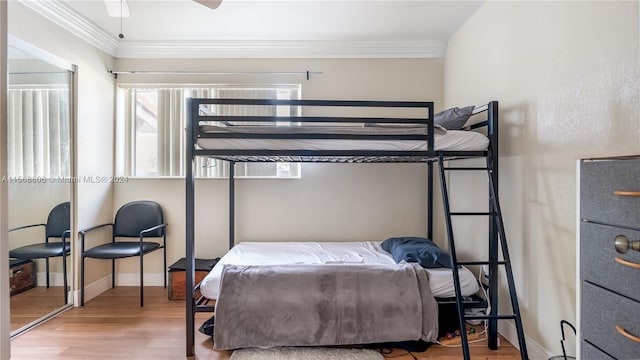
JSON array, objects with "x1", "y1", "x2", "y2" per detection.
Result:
[
  {"x1": 108, "y1": 69, "x2": 322, "y2": 80},
  {"x1": 10, "y1": 71, "x2": 70, "y2": 75}
]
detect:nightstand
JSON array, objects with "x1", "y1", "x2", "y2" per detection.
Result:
[
  {"x1": 168, "y1": 258, "x2": 219, "y2": 300},
  {"x1": 10, "y1": 259, "x2": 36, "y2": 296}
]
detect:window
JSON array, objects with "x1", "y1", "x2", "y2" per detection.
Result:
[
  {"x1": 7, "y1": 86, "x2": 71, "y2": 178},
  {"x1": 116, "y1": 85, "x2": 301, "y2": 178}
]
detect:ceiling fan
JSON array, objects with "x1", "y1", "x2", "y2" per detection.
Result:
[
  {"x1": 104, "y1": 0, "x2": 222, "y2": 18},
  {"x1": 193, "y1": 0, "x2": 223, "y2": 10},
  {"x1": 104, "y1": 0, "x2": 222, "y2": 38}
]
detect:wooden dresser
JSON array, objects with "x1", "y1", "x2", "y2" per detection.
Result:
[{"x1": 580, "y1": 156, "x2": 640, "y2": 359}]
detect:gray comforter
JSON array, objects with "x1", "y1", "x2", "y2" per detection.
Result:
[{"x1": 213, "y1": 263, "x2": 438, "y2": 350}]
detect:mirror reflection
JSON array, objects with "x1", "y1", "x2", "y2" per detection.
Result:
[{"x1": 7, "y1": 39, "x2": 73, "y2": 335}]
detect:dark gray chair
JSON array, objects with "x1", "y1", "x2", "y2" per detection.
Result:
[
  {"x1": 8, "y1": 201, "x2": 71, "y2": 304},
  {"x1": 79, "y1": 200, "x2": 167, "y2": 307}
]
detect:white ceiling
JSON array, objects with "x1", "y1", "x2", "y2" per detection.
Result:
[{"x1": 21, "y1": 0, "x2": 484, "y2": 58}]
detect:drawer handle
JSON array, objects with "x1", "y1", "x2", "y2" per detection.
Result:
[
  {"x1": 616, "y1": 324, "x2": 640, "y2": 343},
  {"x1": 615, "y1": 256, "x2": 640, "y2": 269},
  {"x1": 614, "y1": 191, "x2": 640, "y2": 197},
  {"x1": 615, "y1": 235, "x2": 640, "y2": 253}
]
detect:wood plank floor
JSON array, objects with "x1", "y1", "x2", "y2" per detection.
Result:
[
  {"x1": 10, "y1": 287, "x2": 522, "y2": 359},
  {"x1": 11, "y1": 286, "x2": 66, "y2": 331}
]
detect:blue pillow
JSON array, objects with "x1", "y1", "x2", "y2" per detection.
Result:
[{"x1": 381, "y1": 237, "x2": 452, "y2": 269}]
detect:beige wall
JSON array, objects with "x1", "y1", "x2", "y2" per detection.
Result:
[
  {"x1": 113, "y1": 58, "x2": 441, "y2": 102},
  {"x1": 8, "y1": 2, "x2": 116, "y2": 300},
  {"x1": 112, "y1": 58, "x2": 445, "y2": 274},
  {"x1": 444, "y1": 1, "x2": 640, "y2": 356}
]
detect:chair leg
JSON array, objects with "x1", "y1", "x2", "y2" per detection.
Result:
[
  {"x1": 112, "y1": 259, "x2": 116, "y2": 289},
  {"x1": 81, "y1": 256, "x2": 85, "y2": 306},
  {"x1": 140, "y1": 254, "x2": 144, "y2": 307},
  {"x1": 62, "y1": 255, "x2": 68, "y2": 305},
  {"x1": 46, "y1": 258, "x2": 50, "y2": 288},
  {"x1": 163, "y1": 247, "x2": 167, "y2": 288}
]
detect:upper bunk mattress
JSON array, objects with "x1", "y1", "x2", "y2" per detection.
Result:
[
  {"x1": 197, "y1": 125, "x2": 489, "y2": 152},
  {"x1": 199, "y1": 241, "x2": 480, "y2": 300}
]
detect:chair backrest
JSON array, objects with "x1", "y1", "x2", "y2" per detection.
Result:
[
  {"x1": 113, "y1": 200, "x2": 165, "y2": 238},
  {"x1": 47, "y1": 201, "x2": 71, "y2": 238}
]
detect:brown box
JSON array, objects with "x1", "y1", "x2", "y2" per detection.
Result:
[
  {"x1": 168, "y1": 258, "x2": 219, "y2": 300},
  {"x1": 9, "y1": 259, "x2": 36, "y2": 296}
]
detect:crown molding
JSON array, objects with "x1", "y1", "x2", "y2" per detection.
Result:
[
  {"x1": 18, "y1": 0, "x2": 119, "y2": 56},
  {"x1": 21, "y1": 0, "x2": 446, "y2": 59},
  {"x1": 116, "y1": 39, "x2": 447, "y2": 59}
]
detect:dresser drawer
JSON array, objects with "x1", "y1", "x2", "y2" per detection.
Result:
[
  {"x1": 580, "y1": 158, "x2": 640, "y2": 227},
  {"x1": 582, "y1": 281, "x2": 640, "y2": 359},
  {"x1": 581, "y1": 340, "x2": 616, "y2": 359},
  {"x1": 581, "y1": 221, "x2": 640, "y2": 299}
]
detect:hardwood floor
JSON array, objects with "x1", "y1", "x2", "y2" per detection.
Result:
[
  {"x1": 9, "y1": 287, "x2": 521, "y2": 359},
  {"x1": 11, "y1": 286, "x2": 67, "y2": 331}
]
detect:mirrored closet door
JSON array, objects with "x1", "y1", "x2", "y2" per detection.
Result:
[{"x1": 6, "y1": 36, "x2": 74, "y2": 337}]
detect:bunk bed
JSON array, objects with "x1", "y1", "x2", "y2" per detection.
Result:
[{"x1": 184, "y1": 99, "x2": 503, "y2": 357}]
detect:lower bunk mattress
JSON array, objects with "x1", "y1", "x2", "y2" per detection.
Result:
[
  {"x1": 199, "y1": 240, "x2": 480, "y2": 300},
  {"x1": 213, "y1": 262, "x2": 438, "y2": 349}
]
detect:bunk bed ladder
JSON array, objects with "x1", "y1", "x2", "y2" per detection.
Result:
[{"x1": 437, "y1": 154, "x2": 528, "y2": 360}]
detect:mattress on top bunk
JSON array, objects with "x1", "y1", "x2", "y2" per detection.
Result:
[
  {"x1": 199, "y1": 241, "x2": 480, "y2": 300},
  {"x1": 197, "y1": 125, "x2": 489, "y2": 152}
]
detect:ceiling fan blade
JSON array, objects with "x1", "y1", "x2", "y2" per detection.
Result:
[{"x1": 194, "y1": 0, "x2": 223, "y2": 9}]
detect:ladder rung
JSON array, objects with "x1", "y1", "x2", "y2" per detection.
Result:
[
  {"x1": 450, "y1": 212, "x2": 497, "y2": 216},
  {"x1": 442, "y1": 167, "x2": 490, "y2": 171},
  {"x1": 457, "y1": 261, "x2": 507, "y2": 266},
  {"x1": 464, "y1": 314, "x2": 517, "y2": 320}
]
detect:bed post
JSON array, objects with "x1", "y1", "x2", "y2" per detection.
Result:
[
  {"x1": 487, "y1": 101, "x2": 499, "y2": 350},
  {"x1": 427, "y1": 162, "x2": 433, "y2": 240},
  {"x1": 427, "y1": 102, "x2": 434, "y2": 240},
  {"x1": 185, "y1": 98, "x2": 197, "y2": 357},
  {"x1": 229, "y1": 161, "x2": 235, "y2": 249}
]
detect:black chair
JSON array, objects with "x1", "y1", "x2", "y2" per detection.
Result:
[
  {"x1": 79, "y1": 200, "x2": 167, "y2": 307},
  {"x1": 8, "y1": 201, "x2": 71, "y2": 304}
]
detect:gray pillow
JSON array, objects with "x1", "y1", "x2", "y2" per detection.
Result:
[{"x1": 434, "y1": 105, "x2": 475, "y2": 130}]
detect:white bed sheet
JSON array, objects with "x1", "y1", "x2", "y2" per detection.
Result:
[
  {"x1": 200, "y1": 241, "x2": 480, "y2": 300},
  {"x1": 197, "y1": 126, "x2": 489, "y2": 152}
]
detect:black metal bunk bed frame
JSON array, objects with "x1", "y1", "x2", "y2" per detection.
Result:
[{"x1": 184, "y1": 98, "x2": 526, "y2": 359}]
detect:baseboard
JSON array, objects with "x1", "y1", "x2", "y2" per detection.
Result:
[
  {"x1": 499, "y1": 321, "x2": 551, "y2": 359},
  {"x1": 73, "y1": 272, "x2": 166, "y2": 306},
  {"x1": 75, "y1": 274, "x2": 112, "y2": 306}
]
